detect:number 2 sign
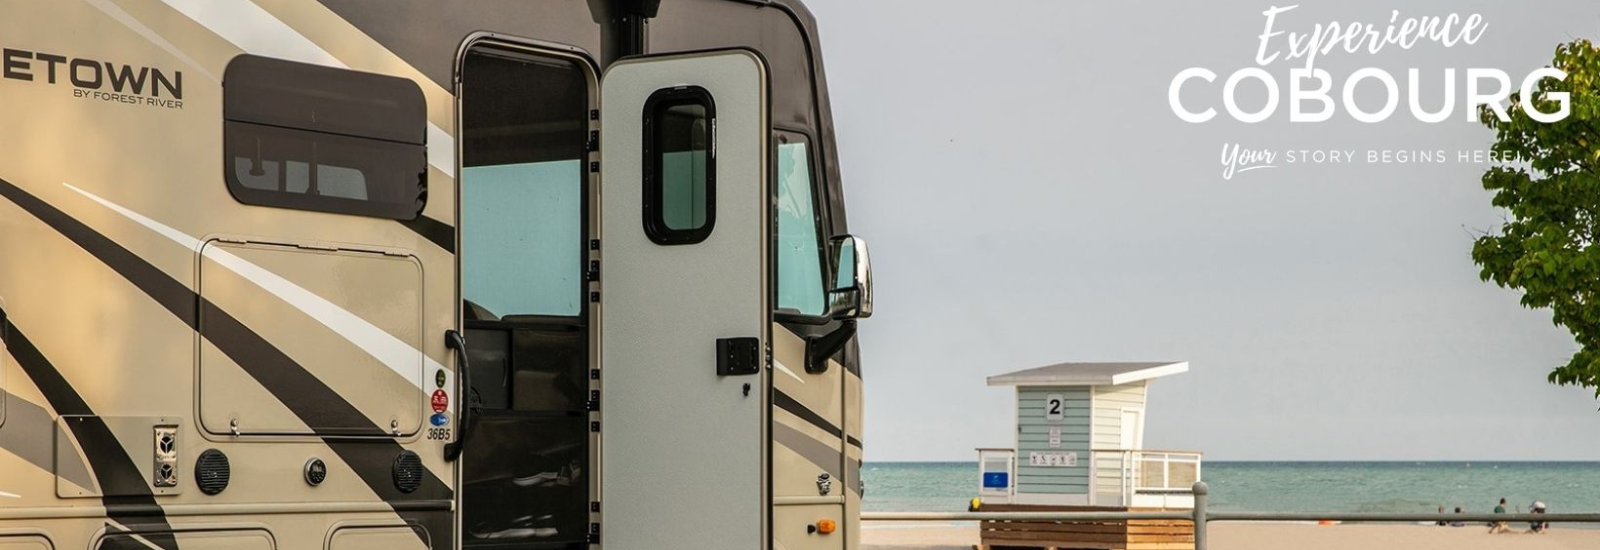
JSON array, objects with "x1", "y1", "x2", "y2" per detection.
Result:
[{"x1": 1045, "y1": 393, "x2": 1063, "y2": 421}]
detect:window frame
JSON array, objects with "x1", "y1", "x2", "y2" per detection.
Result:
[
  {"x1": 221, "y1": 54, "x2": 428, "y2": 221},
  {"x1": 641, "y1": 85, "x2": 717, "y2": 245},
  {"x1": 452, "y1": 40, "x2": 601, "y2": 549},
  {"x1": 772, "y1": 129, "x2": 835, "y2": 325}
]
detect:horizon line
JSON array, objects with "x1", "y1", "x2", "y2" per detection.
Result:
[{"x1": 864, "y1": 459, "x2": 1600, "y2": 463}]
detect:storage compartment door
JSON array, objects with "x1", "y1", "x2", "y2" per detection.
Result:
[{"x1": 198, "y1": 241, "x2": 424, "y2": 437}]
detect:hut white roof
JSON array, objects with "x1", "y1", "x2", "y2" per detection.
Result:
[{"x1": 986, "y1": 361, "x2": 1188, "y2": 387}]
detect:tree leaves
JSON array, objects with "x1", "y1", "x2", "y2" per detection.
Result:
[{"x1": 1473, "y1": 39, "x2": 1600, "y2": 396}]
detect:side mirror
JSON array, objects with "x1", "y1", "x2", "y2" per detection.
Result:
[{"x1": 827, "y1": 235, "x2": 873, "y2": 320}]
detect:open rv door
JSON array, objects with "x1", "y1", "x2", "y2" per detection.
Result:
[{"x1": 599, "y1": 50, "x2": 771, "y2": 550}]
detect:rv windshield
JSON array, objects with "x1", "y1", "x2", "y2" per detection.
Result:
[{"x1": 776, "y1": 135, "x2": 827, "y2": 316}]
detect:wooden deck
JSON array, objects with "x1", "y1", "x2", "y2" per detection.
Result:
[{"x1": 975, "y1": 504, "x2": 1195, "y2": 550}]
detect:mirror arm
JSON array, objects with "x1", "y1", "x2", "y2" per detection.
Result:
[{"x1": 805, "y1": 320, "x2": 857, "y2": 374}]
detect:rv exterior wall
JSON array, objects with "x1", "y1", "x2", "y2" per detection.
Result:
[
  {"x1": 0, "y1": 2, "x2": 855, "y2": 549},
  {"x1": 1014, "y1": 387, "x2": 1091, "y2": 503}
]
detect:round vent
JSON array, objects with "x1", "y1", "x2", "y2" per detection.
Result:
[
  {"x1": 393, "y1": 451, "x2": 423, "y2": 494},
  {"x1": 195, "y1": 449, "x2": 230, "y2": 495}
]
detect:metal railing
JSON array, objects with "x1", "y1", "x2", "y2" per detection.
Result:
[
  {"x1": 977, "y1": 447, "x2": 1204, "y2": 507},
  {"x1": 1091, "y1": 448, "x2": 1202, "y2": 505},
  {"x1": 863, "y1": 482, "x2": 1600, "y2": 550}
]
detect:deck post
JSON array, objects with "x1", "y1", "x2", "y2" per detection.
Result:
[{"x1": 1192, "y1": 481, "x2": 1209, "y2": 550}]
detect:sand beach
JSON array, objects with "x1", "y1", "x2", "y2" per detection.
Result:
[{"x1": 862, "y1": 521, "x2": 1600, "y2": 550}]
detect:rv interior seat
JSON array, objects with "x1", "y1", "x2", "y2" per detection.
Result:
[{"x1": 459, "y1": 300, "x2": 588, "y2": 545}]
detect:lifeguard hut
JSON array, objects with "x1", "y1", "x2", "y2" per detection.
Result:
[{"x1": 975, "y1": 361, "x2": 1200, "y2": 550}]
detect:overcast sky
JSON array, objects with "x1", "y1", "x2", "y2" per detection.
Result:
[{"x1": 804, "y1": 0, "x2": 1600, "y2": 461}]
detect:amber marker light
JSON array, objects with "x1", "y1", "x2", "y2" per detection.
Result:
[{"x1": 816, "y1": 519, "x2": 837, "y2": 535}]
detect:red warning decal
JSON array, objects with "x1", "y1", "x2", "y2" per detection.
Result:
[{"x1": 431, "y1": 389, "x2": 449, "y2": 413}]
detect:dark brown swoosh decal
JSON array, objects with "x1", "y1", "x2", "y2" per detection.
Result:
[
  {"x1": 773, "y1": 388, "x2": 842, "y2": 438},
  {"x1": 0, "y1": 385, "x2": 94, "y2": 489},
  {"x1": 398, "y1": 213, "x2": 455, "y2": 254},
  {"x1": 3, "y1": 316, "x2": 180, "y2": 550},
  {"x1": 0, "y1": 176, "x2": 451, "y2": 547}
]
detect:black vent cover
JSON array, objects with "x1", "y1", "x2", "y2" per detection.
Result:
[
  {"x1": 393, "y1": 450, "x2": 423, "y2": 493},
  {"x1": 195, "y1": 449, "x2": 231, "y2": 495}
]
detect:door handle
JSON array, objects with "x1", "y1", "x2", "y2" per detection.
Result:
[
  {"x1": 716, "y1": 337, "x2": 761, "y2": 376},
  {"x1": 443, "y1": 329, "x2": 476, "y2": 461}
]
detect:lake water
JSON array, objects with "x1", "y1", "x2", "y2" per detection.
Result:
[{"x1": 862, "y1": 461, "x2": 1600, "y2": 515}]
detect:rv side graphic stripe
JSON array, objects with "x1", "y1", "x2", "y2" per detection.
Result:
[
  {"x1": 399, "y1": 213, "x2": 456, "y2": 254},
  {"x1": 66, "y1": 182, "x2": 449, "y2": 395},
  {"x1": 0, "y1": 177, "x2": 446, "y2": 546},
  {"x1": 71, "y1": 5, "x2": 457, "y2": 254},
  {"x1": 84, "y1": 0, "x2": 220, "y2": 82},
  {"x1": 197, "y1": 301, "x2": 388, "y2": 435},
  {"x1": 773, "y1": 359, "x2": 806, "y2": 384},
  {"x1": 0, "y1": 179, "x2": 197, "y2": 327},
  {"x1": 1, "y1": 315, "x2": 180, "y2": 550},
  {"x1": 773, "y1": 389, "x2": 842, "y2": 438},
  {"x1": 59, "y1": 185, "x2": 454, "y2": 546},
  {"x1": 155, "y1": 0, "x2": 457, "y2": 178},
  {"x1": 847, "y1": 435, "x2": 863, "y2": 449},
  {"x1": 201, "y1": 299, "x2": 455, "y2": 497},
  {"x1": 0, "y1": 386, "x2": 96, "y2": 489},
  {"x1": 157, "y1": 0, "x2": 339, "y2": 64},
  {"x1": 63, "y1": 183, "x2": 201, "y2": 248},
  {"x1": 773, "y1": 421, "x2": 843, "y2": 481}
]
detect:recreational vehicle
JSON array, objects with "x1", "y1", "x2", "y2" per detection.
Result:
[{"x1": 0, "y1": 1, "x2": 872, "y2": 549}]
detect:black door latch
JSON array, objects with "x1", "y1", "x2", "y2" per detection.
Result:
[{"x1": 716, "y1": 337, "x2": 761, "y2": 376}]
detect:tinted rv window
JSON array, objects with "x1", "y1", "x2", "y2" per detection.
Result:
[
  {"x1": 643, "y1": 87, "x2": 715, "y2": 245},
  {"x1": 222, "y1": 55, "x2": 427, "y2": 220},
  {"x1": 776, "y1": 134, "x2": 827, "y2": 316}
]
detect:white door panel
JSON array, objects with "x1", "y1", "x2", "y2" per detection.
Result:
[{"x1": 600, "y1": 49, "x2": 770, "y2": 550}]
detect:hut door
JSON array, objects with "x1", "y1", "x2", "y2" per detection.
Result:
[
  {"x1": 1120, "y1": 409, "x2": 1143, "y2": 450},
  {"x1": 1121, "y1": 409, "x2": 1143, "y2": 493},
  {"x1": 599, "y1": 50, "x2": 772, "y2": 550}
]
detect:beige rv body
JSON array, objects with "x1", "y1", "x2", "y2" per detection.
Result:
[{"x1": 0, "y1": 1, "x2": 867, "y2": 549}]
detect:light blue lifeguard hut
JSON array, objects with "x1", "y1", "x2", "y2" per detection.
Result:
[{"x1": 978, "y1": 361, "x2": 1200, "y2": 509}]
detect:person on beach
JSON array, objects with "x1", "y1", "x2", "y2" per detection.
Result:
[
  {"x1": 1528, "y1": 501, "x2": 1548, "y2": 534},
  {"x1": 1436, "y1": 506, "x2": 1448, "y2": 526},
  {"x1": 1488, "y1": 498, "x2": 1510, "y2": 534},
  {"x1": 1451, "y1": 507, "x2": 1466, "y2": 527}
]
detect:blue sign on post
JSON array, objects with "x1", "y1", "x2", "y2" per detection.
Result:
[{"x1": 982, "y1": 472, "x2": 1009, "y2": 489}]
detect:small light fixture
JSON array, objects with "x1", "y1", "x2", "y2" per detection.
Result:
[{"x1": 304, "y1": 458, "x2": 328, "y2": 486}]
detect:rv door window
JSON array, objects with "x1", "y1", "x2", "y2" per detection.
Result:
[
  {"x1": 643, "y1": 86, "x2": 716, "y2": 245},
  {"x1": 776, "y1": 134, "x2": 827, "y2": 316},
  {"x1": 222, "y1": 55, "x2": 427, "y2": 220}
]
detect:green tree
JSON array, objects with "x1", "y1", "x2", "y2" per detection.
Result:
[{"x1": 1474, "y1": 39, "x2": 1600, "y2": 396}]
